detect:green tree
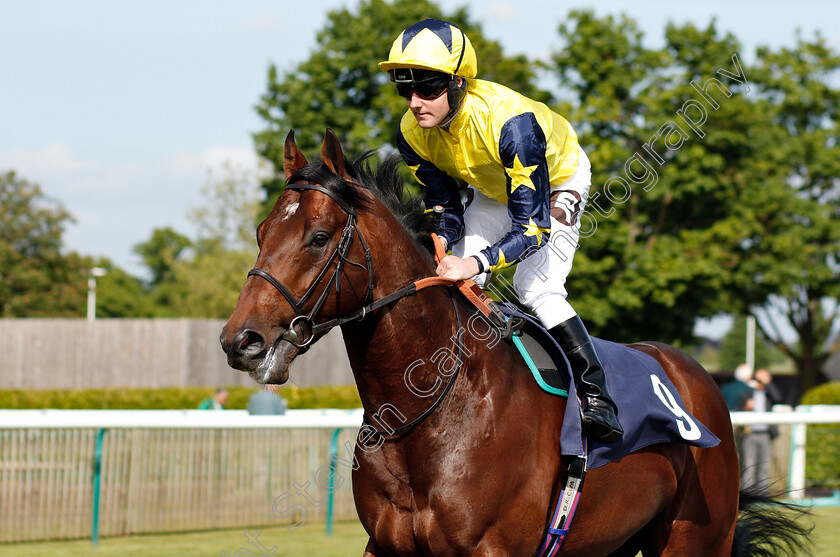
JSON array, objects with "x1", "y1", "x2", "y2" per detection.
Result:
[
  {"x1": 133, "y1": 227, "x2": 193, "y2": 286},
  {"x1": 548, "y1": 12, "x2": 753, "y2": 344},
  {"x1": 0, "y1": 171, "x2": 90, "y2": 316},
  {"x1": 737, "y1": 35, "x2": 840, "y2": 394},
  {"x1": 253, "y1": 0, "x2": 544, "y2": 213},
  {"x1": 93, "y1": 262, "x2": 157, "y2": 318},
  {"x1": 248, "y1": 6, "x2": 840, "y2": 399},
  {"x1": 549, "y1": 12, "x2": 839, "y2": 396}
]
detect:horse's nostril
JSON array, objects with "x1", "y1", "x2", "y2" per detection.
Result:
[{"x1": 234, "y1": 329, "x2": 264, "y2": 355}]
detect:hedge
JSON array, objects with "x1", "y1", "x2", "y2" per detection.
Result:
[
  {"x1": 0, "y1": 385, "x2": 362, "y2": 410},
  {"x1": 801, "y1": 381, "x2": 840, "y2": 490}
]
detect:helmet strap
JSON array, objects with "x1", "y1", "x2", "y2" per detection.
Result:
[{"x1": 439, "y1": 77, "x2": 468, "y2": 131}]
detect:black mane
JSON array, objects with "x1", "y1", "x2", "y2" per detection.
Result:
[{"x1": 287, "y1": 151, "x2": 436, "y2": 254}]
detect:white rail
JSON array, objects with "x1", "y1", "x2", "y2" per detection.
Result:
[
  {"x1": 2, "y1": 406, "x2": 837, "y2": 429},
  {"x1": 0, "y1": 408, "x2": 364, "y2": 429},
  {"x1": 730, "y1": 406, "x2": 840, "y2": 425}
]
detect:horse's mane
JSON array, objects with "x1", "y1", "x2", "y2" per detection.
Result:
[{"x1": 287, "y1": 151, "x2": 436, "y2": 255}]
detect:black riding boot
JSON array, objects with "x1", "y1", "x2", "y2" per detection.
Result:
[{"x1": 549, "y1": 316, "x2": 623, "y2": 443}]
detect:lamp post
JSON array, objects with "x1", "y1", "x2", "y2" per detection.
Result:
[{"x1": 87, "y1": 267, "x2": 107, "y2": 321}]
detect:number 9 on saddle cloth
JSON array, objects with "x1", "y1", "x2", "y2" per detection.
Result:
[{"x1": 499, "y1": 305, "x2": 720, "y2": 469}]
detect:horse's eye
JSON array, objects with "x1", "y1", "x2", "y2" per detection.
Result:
[{"x1": 311, "y1": 231, "x2": 331, "y2": 247}]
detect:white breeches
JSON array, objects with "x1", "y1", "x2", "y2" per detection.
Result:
[{"x1": 452, "y1": 146, "x2": 592, "y2": 329}]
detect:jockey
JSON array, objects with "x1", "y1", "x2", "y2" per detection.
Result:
[{"x1": 379, "y1": 18, "x2": 623, "y2": 443}]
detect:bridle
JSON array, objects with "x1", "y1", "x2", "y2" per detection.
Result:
[
  {"x1": 247, "y1": 180, "x2": 468, "y2": 437},
  {"x1": 247, "y1": 182, "x2": 374, "y2": 349}
]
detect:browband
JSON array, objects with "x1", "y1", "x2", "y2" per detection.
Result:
[{"x1": 286, "y1": 182, "x2": 357, "y2": 216}]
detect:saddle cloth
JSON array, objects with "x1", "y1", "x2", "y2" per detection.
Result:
[{"x1": 500, "y1": 306, "x2": 721, "y2": 469}]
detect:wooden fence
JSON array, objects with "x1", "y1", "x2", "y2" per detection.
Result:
[
  {"x1": 0, "y1": 413, "x2": 361, "y2": 543},
  {"x1": 0, "y1": 319, "x2": 354, "y2": 390}
]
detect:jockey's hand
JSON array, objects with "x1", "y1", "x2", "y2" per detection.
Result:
[{"x1": 436, "y1": 255, "x2": 479, "y2": 281}]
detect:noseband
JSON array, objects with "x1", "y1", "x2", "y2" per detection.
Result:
[{"x1": 247, "y1": 182, "x2": 374, "y2": 348}]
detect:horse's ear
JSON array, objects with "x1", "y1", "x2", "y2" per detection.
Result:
[
  {"x1": 321, "y1": 128, "x2": 351, "y2": 180},
  {"x1": 284, "y1": 129, "x2": 308, "y2": 180}
]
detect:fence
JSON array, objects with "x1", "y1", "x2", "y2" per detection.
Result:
[
  {"x1": 0, "y1": 410, "x2": 363, "y2": 543},
  {"x1": 0, "y1": 319, "x2": 354, "y2": 390},
  {"x1": 0, "y1": 407, "x2": 838, "y2": 544}
]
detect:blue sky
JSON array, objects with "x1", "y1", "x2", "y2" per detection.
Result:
[{"x1": 1, "y1": 1, "x2": 836, "y2": 336}]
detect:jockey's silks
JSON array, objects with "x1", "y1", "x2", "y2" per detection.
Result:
[{"x1": 396, "y1": 78, "x2": 581, "y2": 271}]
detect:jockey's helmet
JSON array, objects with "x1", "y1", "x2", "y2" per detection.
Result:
[
  {"x1": 379, "y1": 18, "x2": 477, "y2": 78},
  {"x1": 379, "y1": 18, "x2": 476, "y2": 125}
]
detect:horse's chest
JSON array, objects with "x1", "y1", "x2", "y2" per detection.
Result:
[
  {"x1": 364, "y1": 497, "x2": 469, "y2": 556},
  {"x1": 355, "y1": 450, "x2": 508, "y2": 555}
]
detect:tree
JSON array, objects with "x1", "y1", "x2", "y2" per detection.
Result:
[
  {"x1": 0, "y1": 170, "x2": 90, "y2": 316},
  {"x1": 547, "y1": 12, "x2": 754, "y2": 344},
  {"x1": 133, "y1": 227, "x2": 193, "y2": 287},
  {"x1": 549, "y1": 12, "x2": 839, "y2": 396},
  {"x1": 93, "y1": 262, "x2": 157, "y2": 318},
  {"x1": 739, "y1": 34, "x2": 840, "y2": 394},
  {"x1": 253, "y1": 0, "x2": 544, "y2": 214}
]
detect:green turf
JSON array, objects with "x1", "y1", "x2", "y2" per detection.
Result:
[
  {"x1": 0, "y1": 521, "x2": 369, "y2": 557},
  {"x1": 811, "y1": 506, "x2": 840, "y2": 557},
  {"x1": 1, "y1": 508, "x2": 837, "y2": 556}
]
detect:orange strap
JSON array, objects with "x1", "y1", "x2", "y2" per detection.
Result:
[{"x1": 411, "y1": 234, "x2": 495, "y2": 318}]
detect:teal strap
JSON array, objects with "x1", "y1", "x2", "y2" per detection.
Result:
[{"x1": 511, "y1": 333, "x2": 568, "y2": 397}]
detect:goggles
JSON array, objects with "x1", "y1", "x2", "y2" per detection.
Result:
[{"x1": 389, "y1": 68, "x2": 452, "y2": 100}]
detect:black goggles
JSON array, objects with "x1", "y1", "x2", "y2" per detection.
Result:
[{"x1": 389, "y1": 68, "x2": 452, "y2": 100}]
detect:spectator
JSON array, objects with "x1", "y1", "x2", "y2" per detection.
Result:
[
  {"x1": 247, "y1": 384, "x2": 288, "y2": 415},
  {"x1": 740, "y1": 369, "x2": 784, "y2": 491},
  {"x1": 721, "y1": 363, "x2": 753, "y2": 411},
  {"x1": 198, "y1": 388, "x2": 228, "y2": 410}
]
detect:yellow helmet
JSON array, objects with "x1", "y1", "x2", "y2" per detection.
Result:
[{"x1": 379, "y1": 18, "x2": 477, "y2": 78}]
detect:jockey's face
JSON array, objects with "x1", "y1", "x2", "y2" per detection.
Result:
[{"x1": 407, "y1": 76, "x2": 462, "y2": 128}]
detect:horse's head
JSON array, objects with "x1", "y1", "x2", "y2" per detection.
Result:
[{"x1": 220, "y1": 129, "x2": 383, "y2": 384}]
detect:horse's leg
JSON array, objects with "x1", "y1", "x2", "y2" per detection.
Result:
[{"x1": 640, "y1": 447, "x2": 736, "y2": 557}]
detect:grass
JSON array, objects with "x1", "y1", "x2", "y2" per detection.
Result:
[
  {"x1": 811, "y1": 506, "x2": 840, "y2": 556},
  {"x1": 0, "y1": 521, "x2": 369, "y2": 557},
  {"x1": 1, "y1": 507, "x2": 837, "y2": 556}
]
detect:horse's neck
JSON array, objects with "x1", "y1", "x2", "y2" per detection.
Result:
[{"x1": 340, "y1": 220, "x2": 470, "y2": 420}]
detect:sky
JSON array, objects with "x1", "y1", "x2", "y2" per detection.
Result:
[{"x1": 2, "y1": 0, "x2": 837, "y2": 337}]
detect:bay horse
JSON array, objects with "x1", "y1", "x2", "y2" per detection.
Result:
[{"x1": 221, "y1": 130, "x2": 811, "y2": 556}]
